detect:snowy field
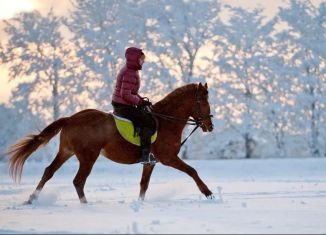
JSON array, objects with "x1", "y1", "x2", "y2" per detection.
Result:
[{"x1": 1, "y1": 157, "x2": 326, "y2": 234}]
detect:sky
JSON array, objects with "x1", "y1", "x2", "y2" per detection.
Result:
[{"x1": 0, "y1": 0, "x2": 323, "y2": 104}]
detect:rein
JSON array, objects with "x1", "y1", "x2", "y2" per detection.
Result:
[
  {"x1": 146, "y1": 111, "x2": 199, "y2": 125},
  {"x1": 146, "y1": 110, "x2": 206, "y2": 147},
  {"x1": 144, "y1": 87, "x2": 213, "y2": 147}
]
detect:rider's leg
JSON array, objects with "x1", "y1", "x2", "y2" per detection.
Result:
[
  {"x1": 139, "y1": 127, "x2": 156, "y2": 164},
  {"x1": 112, "y1": 103, "x2": 156, "y2": 164}
]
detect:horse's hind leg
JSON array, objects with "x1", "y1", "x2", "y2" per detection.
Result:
[
  {"x1": 25, "y1": 149, "x2": 72, "y2": 204},
  {"x1": 139, "y1": 164, "x2": 155, "y2": 201},
  {"x1": 161, "y1": 156, "x2": 213, "y2": 198},
  {"x1": 73, "y1": 154, "x2": 98, "y2": 204}
]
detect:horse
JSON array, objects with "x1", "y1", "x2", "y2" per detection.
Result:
[{"x1": 7, "y1": 82, "x2": 214, "y2": 204}]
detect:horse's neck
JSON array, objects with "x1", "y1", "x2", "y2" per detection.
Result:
[{"x1": 154, "y1": 88, "x2": 195, "y2": 124}]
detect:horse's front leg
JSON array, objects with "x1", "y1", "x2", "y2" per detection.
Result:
[
  {"x1": 139, "y1": 164, "x2": 155, "y2": 200},
  {"x1": 161, "y1": 156, "x2": 213, "y2": 198}
]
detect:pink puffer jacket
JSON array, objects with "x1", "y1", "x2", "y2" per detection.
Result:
[{"x1": 112, "y1": 47, "x2": 144, "y2": 106}]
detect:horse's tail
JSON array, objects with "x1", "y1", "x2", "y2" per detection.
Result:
[{"x1": 7, "y1": 117, "x2": 68, "y2": 183}]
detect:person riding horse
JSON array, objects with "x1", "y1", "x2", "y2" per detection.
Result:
[
  {"x1": 8, "y1": 82, "x2": 214, "y2": 204},
  {"x1": 111, "y1": 47, "x2": 157, "y2": 165}
]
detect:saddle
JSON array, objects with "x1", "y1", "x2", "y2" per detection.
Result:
[{"x1": 112, "y1": 113, "x2": 158, "y2": 146}]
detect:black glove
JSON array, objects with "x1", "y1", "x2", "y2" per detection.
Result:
[{"x1": 141, "y1": 99, "x2": 152, "y2": 106}]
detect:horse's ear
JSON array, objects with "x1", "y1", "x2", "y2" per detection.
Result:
[
  {"x1": 199, "y1": 82, "x2": 203, "y2": 88},
  {"x1": 204, "y1": 83, "x2": 208, "y2": 89}
]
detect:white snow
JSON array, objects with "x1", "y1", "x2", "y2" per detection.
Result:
[{"x1": 1, "y1": 157, "x2": 326, "y2": 234}]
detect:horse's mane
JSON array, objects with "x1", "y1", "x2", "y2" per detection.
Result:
[{"x1": 153, "y1": 83, "x2": 197, "y2": 112}]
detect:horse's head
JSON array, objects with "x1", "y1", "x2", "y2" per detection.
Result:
[{"x1": 191, "y1": 83, "x2": 214, "y2": 132}]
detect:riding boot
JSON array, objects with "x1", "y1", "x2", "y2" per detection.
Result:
[
  {"x1": 140, "y1": 147, "x2": 156, "y2": 165},
  {"x1": 139, "y1": 127, "x2": 157, "y2": 165}
]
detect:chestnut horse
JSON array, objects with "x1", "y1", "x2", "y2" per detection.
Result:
[{"x1": 7, "y1": 83, "x2": 214, "y2": 204}]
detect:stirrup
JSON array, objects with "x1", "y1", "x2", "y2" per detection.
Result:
[{"x1": 140, "y1": 153, "x2": 157, "y2": 165}]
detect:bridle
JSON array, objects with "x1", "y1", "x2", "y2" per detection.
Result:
[
  {"x1": 145, "y1": 86, "x2": 213, "y2": 146},
  {"x1": 193, "y1": 87, "x2": 214, "y2": 128}
]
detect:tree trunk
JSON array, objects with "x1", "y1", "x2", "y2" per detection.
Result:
[
  {"x1": 244, "y1": 133, "x2": 255, "y2": 159},
  {"x1": 52, "y1": 57, "x2": 60, "y2": 121},
  {"x1": 310, "y1": 100, "x2": 320, "y2": 157},
  {"x1": 274, "y1": 120, "x2": 286, "y2": 157}
]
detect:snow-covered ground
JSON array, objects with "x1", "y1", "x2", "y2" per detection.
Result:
[{"x1": 0, "y1": 157, "x2": 326, "y2": 234}]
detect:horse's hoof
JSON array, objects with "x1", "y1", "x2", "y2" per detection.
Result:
[
  {"x1": 22, "y1": 200, "x2": 33, "y2": 205},
  {"x1": 206, "y1": 194, "x2": 215, "y2": 200},
  {"x1": 80, "y1": 196, "x2": 88, "y2": 204},
  {"x1": 23, "y1": 194, "x2": 37, "y2": 205}
]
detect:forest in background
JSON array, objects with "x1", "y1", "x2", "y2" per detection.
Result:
[{"x1": 0, "y1": 0, "x2": 325, "y2": 160}]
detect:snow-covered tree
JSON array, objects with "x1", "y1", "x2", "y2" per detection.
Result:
[
  {"x1": 0, "y1": 101, "x2": 41, "y2": 162},
  {"x1": 259, "y1": 53, "x2": 295, "y2": 157},
  {"x1": 3, "y1": 10, "x2": 81, "y2": 122},
  {"x1": 145, "y1": 0, "x2": 221, "y2": 86},
  {"x1": 0, "y1": 104, "x2": 16, "y2": 161},
  {"x1": 277, "y1": 0, "x2": 326, "y2": 157},
  {"x1": 0, "y1": 42, "x2": 6, "y2": 63},
  {"x1": 210, "y1": 7, "x2": 277, "y2": 158}
]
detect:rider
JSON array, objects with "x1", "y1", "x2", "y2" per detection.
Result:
[{"x1": 111, "y1": 47, "x2": 157, "y2": 165}]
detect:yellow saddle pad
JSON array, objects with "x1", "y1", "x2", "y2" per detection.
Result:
[{"x1": 112, "y1": 113, "x2": 157, "y2": 146}]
